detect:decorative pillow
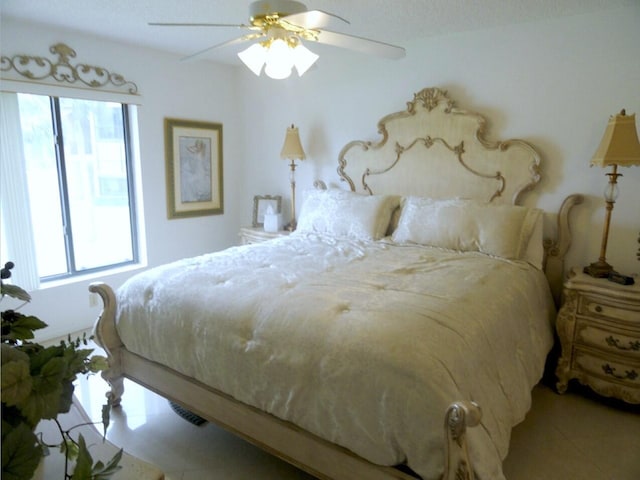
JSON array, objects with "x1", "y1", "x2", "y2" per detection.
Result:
[
  {"x1": 296, "y1": 189, "x2": 400, "y2": 241},
  {"x1": 392, "y1": 197, "x2": 542, "y2": 261}
]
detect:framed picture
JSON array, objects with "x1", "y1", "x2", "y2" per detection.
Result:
[
  {"x1": 165, "y1": 118, "x2": 223, "y2": 218},
  {"x1": 253, "y1": 195, "x2": 282, "y2": 227}
]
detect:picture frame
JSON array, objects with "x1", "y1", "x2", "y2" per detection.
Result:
[
  {"x1": 165, "y1": 118, "x2": 223, "y2": 218},
  {"x1": 253, "y1": 195, "x2": 282, "y2": 227}
]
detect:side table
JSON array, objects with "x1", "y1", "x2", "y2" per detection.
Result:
[{"x1": 555, "y1": 267, "x2": 640, "y2": 404}]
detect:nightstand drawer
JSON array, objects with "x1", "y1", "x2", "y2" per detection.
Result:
[
  {"x1": 578, "y1": 293, "x2": 639, "y2": 323},
  {"x1": 574, "y1": 349, "x2": 639, "y2": 387},
  {"x1": 239, "y1": 227, "x2": 290, "y2": 245},
  {"x1": 575, "y1": 320, "x2": 640, "y2": 359}
]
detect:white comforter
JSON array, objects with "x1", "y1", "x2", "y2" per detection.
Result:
[{"x1": 116, "y1": 233, "x2": 555, "y2": 480}]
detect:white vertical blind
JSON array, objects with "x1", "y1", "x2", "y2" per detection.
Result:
[{"x1": 0, "y1": 92, "x2": 40, "y2": 291}]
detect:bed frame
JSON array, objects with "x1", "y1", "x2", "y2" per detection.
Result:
[{"x1": 91, "y1": 87, "x2": 582, "y2": 480}]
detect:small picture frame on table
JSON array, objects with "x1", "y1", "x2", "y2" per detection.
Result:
[{"x1": 252, "y1": 195, "x2": 282, "y2": 227}]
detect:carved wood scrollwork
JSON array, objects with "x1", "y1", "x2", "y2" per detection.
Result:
[
  {"x1": 407, "y1": 87, "x2": 454, "y2": 113},
  {"x1": 1, "y1": 43, "x2": 138, "y2": 95},
  {"x1": 443, "y1": 401, "x2": 481, "y2": 480},
  {"x1": 605, "y1": 335, "x2": 640, "y2": 351},
  {"x1": 555, "y1": 288, "x2": 579, "y2": 393},
  {"x1": 601, "y1": 364, "x2": 639, "y2": 381},
  {"x1": 337, "y1": 87, "x2": 541, "y2": 205},
  {"x1": 361, "y1": 136, "x2": 505, "y2": 200}
]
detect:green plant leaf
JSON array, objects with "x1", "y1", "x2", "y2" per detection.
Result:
[
  {"x1": 1, "y1": 406, "x2": 26, "y2": 431},
  {"x1": 20, "y1": 381, "x2": 64, "y2": 425},
  {"x1": 0, "y1": 284, "x2": 31, "y2": 302},
  {"x1": 64, "y1": 347, "x2": 93, "y2": 376},
  {"x1": 1, "y1": 266, "x2": 122, "y2": 479},
  {"x1": 1, "y1": 418, "x2": 13, "y2": 441},
  {"x1": 10, "y1": 315, "x2": 48, "y2": 340},
  {"x1": 1, "y1": 422, "x2": 42, "y2": 480},
  {"x1": 101, "y1": 403, "x2": 111, "y2": 438},
  {"x1": 71, "y1": 434, "x2": 93, "y2": 479},
  {"x1": 1, "y1": 312, "x2": 48, "y2": 342},
  {"x1": 1, "y1": 343, "x2": 29, "y2": 366},
  {"x1": 61, "y1": 437, "x2": 80, "y2": 462},
  {"x1": 1, "y1": 358, "x2": 33, "y2": 407},
  {"x1": 89, "y1": 355, "x2": 109, "y2": 373},
  {"x1": 29, "y1": 344, "x2": 63, "y2": 374},
  {"x1": 35, "y1": 356, "x2": 67, "y2": 395},
  {"x1": 58, "y1": 380, "x2": 75, "y2": 414},
  {"x1": 92, "y1": 448, "x2": 123, "y2": 479}
]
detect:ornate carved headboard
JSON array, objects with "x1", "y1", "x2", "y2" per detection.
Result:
[
  {"x1": 337, "y1": 87, "x2": 540, "y2": 205},
  {"x1": 330, "y1": 87, "x2": 582, "y2": 304}
]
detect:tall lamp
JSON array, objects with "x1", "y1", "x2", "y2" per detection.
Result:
[
  {"x1": 280, "y1": 124, "x2": 306, "y2": 231},
  {"x1": 584, "y1": 109, "x2": 640, "y2": 277}
]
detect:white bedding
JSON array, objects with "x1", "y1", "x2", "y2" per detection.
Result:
[{"x1": 116, "y1": 233, "x2": 555, "y2": 480}]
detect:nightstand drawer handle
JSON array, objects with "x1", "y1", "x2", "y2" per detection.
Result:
[
  {"x1": 605, "y1": 335, "x2": 640, "y2": 351},
  {"x1": 602, "y1": 364, "x2": 638, "y2": 381},
  {"x1": 594, "y1": 305, "x2": 603, "y2": 313}
]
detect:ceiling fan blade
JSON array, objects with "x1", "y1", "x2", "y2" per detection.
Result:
[
  {"x1": 149, "y1": 22, "x2": 250, "y2": 28},
  {"x1": 314, "y1": 29, "x2": 405, "y2": 59},
  {"x1": 180, "y1": 33, "x2": 265, "y2": 62},
  {"x1": 280, "y1": 10, "x2": 349, "y2": 30}
]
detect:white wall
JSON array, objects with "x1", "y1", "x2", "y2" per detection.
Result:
[
  {"x1": 1, "y1": 20, "x2": 247, "y2": 339},
  {"x1": 240, "y1": 5, "x2": 640, "y2": 282},
  {"x1": 2, "y1": 5, "x2": 639, "y2": 339}
]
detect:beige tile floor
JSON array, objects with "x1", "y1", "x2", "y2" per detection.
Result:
[{"x1": 74, "y1": 371, "x2": 640, "y2": 480}]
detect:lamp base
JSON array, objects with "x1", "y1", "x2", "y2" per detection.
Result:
[{"x1": 583, "y1": 260, "x2": 614, "y2": 278}]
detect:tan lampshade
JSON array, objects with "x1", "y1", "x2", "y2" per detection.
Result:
[
  {"x1": 590, "y1": 110, "x2": 640, "y2": 167},
  {"x1": 280, "y1": 124, "x2": 306, "y2": 161}
]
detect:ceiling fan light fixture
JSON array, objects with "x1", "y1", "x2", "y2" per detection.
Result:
[
  {"x1": 292, "y1": 43, "x2": 318, "y2": 76},
  {"x1": 238, "y1": 43, "x2": 267, "y2": 76},
  {"x1": 238, "y1": 23, "x2": 318, "y2": 80},
  {"x1": 264, "y1": 38, "x2": 295, "y2": 79},
  {"x1": 156, "y1": 0, "x2": 405, "y2": 69}
]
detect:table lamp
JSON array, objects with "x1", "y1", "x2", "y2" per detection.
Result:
[
  {"x1": 584, "y1": 109, "x2": 640, "y2": 277},
  {"x1": 280, "y1": 124, "x2": 306, "y2": 231}
]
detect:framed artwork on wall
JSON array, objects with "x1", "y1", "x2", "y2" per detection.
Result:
[
  {"x1": 252, "y1": 195, "x2": 282, "y2": 227},
  {"x1": 165, "y1": 118, "x2": 223, "y2": 218}
]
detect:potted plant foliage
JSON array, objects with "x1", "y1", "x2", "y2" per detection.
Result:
[{"x1": 1, "y1": 262, "x2": 122, "y2": 479}]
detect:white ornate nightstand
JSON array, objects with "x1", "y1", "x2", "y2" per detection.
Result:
[
  {"x1": 555, "y1": 267, "x2": 640, "y2": 404},
  {"x1": 238, "y1": 226, "x2": 290, "y2": 245}
]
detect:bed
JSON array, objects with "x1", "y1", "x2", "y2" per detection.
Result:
[{"x1": 90, "y1": 87, "x2": 582, "y2": 480}]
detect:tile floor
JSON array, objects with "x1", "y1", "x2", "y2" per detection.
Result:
[{"x1": 73, "y1": 370, "x2": 640, "y2": 480}]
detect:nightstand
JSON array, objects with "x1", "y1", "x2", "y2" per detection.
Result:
[
  {"x1": 555, "y1": 267, "x2": 640, "y2": 404},
  {"x1": 239, "y1": 226, "x2": 290, "y2": 245}
]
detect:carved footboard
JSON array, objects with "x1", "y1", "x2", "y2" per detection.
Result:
[
  {"x1": 89, "y1": 283, "x2": 125, "y2": 406},
  {"x1": 89, "y1": 282, "x2": 481, "y2": 480},
  {"x1": 443, "y1": 401, "x2": 482, "y2": 480}
]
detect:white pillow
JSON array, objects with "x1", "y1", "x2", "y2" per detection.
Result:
[
  {"x1": 392, "y1": 197, "x2": 542, "y2": 261},
  {"x1": 296, "y1": 189, "x2": 400, "y2": 241}
]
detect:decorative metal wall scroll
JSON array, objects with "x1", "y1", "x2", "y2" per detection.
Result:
[{"x1": 1, "y1": 43, "x2": 138, "y2": 95}]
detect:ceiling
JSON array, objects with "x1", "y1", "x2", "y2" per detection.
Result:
[{"x1": 1, "y1": 0, "x2": 633, "y2": 65}]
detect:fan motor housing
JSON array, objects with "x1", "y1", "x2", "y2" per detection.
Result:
[{"x1": 249, "y1": 0, "x2": 307, "y2": 24}]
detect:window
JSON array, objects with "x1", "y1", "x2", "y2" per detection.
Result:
[{"x1": 13, "y1": 93, "x2": 138, "y2": 281}]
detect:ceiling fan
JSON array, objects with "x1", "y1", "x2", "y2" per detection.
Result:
[{"x1": 149, "y1": 0, "x2": 405, "y2": 79}]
